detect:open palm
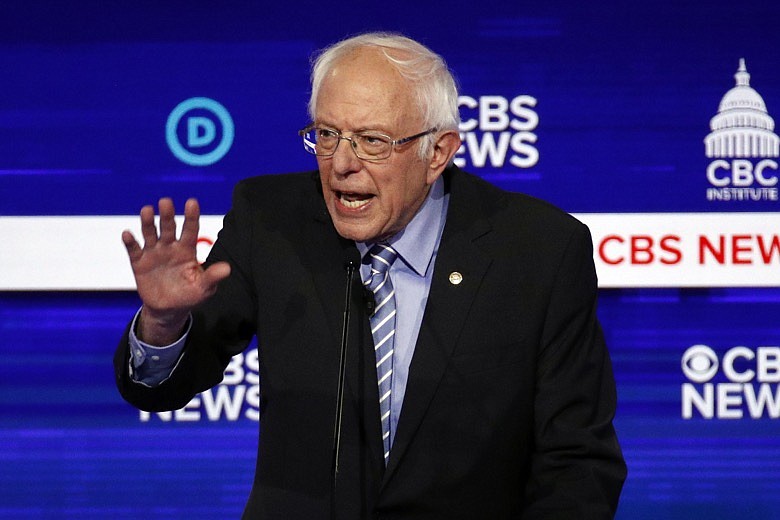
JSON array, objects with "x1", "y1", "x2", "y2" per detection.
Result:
[{"x1": 122, "y1": 198, "x2": 230, "y2": 343}]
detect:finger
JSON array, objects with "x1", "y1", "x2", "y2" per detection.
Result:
[
  {"x1": 139, "y1": 204, "x2": 158, "y2": 247},
  {"x1": 122, "y1": 230, "x2": 144, "y2": 263},
  {"x1": 201, "y1": 261, "x2": 231, "y2": 295},
  {"x1": 180, "y1": 198, "x2": 201, "y2": 248},
  {"x1": 158, "y1": 197, "x2": 177, "y2": 244}
]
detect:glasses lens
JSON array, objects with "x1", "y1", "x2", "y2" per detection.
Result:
[
  {"x1": 302, "y1": 127, "x2": 339, "y2": 156},
  {"x1": 353, "y1": 132, "x2": 392, "y2": 160},
  {"x1": 302, "y1": 128, "x2": 318, "y2": 155}
]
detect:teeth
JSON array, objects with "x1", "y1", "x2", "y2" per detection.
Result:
[{"x1": 339, "y1": 193, "x2": 371, "y2": 209}]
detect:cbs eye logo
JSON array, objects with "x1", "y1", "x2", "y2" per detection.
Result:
[
  {"x1": 166, "y1": 97, "x2": 234, "y2": 166},
  {"x1": 681, "y1": 345, "x2": 719, "y2": 383}
]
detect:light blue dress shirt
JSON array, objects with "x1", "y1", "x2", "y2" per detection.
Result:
[
  {"x1": 356, "y1": 176, "x2": 448, "y2": 448},
  {"x1": 130, "y1": 176, "x2": 449, "y2": 442},
  {"x1": 127, "y1": 310, "x2": 190, "y2": 386}
]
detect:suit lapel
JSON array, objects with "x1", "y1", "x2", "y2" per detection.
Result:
[
  {"x1": 301, "y1": 173, "x2": 386, "y2": 467},
  {"x1": 302, "y1": 175, "x2": 351, "y2": 351},
  {"x1": 383, "y1": 169, "x2": 494, "y2": 484}
]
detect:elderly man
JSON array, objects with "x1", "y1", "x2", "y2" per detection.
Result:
[{"x1": 115, "y1": 32, "x2": 626, "y2": 519}]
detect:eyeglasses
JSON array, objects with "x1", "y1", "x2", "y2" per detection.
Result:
[{"x1": 299, "y1": 125, "x2": 438, "y2": 161}]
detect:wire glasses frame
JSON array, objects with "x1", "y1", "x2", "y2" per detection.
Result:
[{"x1": 299, "y1": 125, "x2": 438, "y2": 161}]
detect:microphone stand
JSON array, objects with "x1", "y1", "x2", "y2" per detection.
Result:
[{"x1": 331, "y1": 249, "x2": 360, "y2": 519}]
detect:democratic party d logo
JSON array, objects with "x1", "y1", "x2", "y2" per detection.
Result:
[{"x1": 166, "y1": 97, "x2": 234, "y2": 166}]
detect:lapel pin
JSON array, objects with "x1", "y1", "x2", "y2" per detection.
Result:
[{"x1": 448, "y1": 271, "x2": 463, "y2": 285}]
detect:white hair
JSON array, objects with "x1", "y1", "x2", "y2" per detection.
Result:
[{"x1": 308, "y1": 32, "x2": 460, "y2": 158}]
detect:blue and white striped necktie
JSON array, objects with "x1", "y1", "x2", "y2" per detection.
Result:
[{"x1": 364, "y1": 243, "x2": 398, "y2": 464}]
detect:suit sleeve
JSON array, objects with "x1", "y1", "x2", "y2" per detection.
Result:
[
  {"x1": 522, "y1": 222, "x2": 626, "y2": 519},
  {"x1": 114, "y1": 181, "x2": 259, "y2": 412}
]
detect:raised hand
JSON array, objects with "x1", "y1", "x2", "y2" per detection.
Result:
[{"x1": 122, "y1": 198, "x2": 230, "y2": 345}]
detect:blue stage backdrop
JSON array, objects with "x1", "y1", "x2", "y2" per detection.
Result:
[{"x1": 1, "y1": 2, "x2": 779, "y2": 518}]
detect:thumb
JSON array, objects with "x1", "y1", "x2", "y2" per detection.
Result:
[{"x1": 201, "y1": 261, "x2": 231, "y2": 293}]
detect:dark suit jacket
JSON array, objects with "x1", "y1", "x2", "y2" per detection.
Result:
[{"x1": 115, "y1": 166, "x2": 626, "y2": 519}]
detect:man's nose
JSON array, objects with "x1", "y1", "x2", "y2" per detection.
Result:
[{"x1": 331, "y1": 137, "x2": 361, "y2": 175}]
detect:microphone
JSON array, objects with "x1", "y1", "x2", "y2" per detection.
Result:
[
  {"x1": 332, "y1": 247, "x2": 360, "y2": 516},
  {"x1": 363, "y1": 288, "x2": 376, "y2": 316}
]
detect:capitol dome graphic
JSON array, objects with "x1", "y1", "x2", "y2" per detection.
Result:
[{"x1": 705, "y1": 59, "x2": 779, "y2": 158}]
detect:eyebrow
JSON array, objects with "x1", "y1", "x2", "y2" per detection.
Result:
[{"x1": 315, "y1": 122, "x2": 392, "y2": 135}]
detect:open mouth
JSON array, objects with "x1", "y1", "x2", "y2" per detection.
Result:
[{"x1": 337, "y1": 191, "x2": 374, "y2": 209}]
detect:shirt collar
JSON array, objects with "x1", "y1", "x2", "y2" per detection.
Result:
[{"x1": 357, "y1": 175, "x2": 447, "y2": 277}]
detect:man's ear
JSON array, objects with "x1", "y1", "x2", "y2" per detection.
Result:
[{"x1": 426, "y1": 130, "x2": 462, "y2": 184}]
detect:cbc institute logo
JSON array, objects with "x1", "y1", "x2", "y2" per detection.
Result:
[
  {"x1": 704, "y1": 59, "x2": 779, "y2": 202},
  {"x1": 166, "y1": 97, "x2": 234, "y2": 166}
]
